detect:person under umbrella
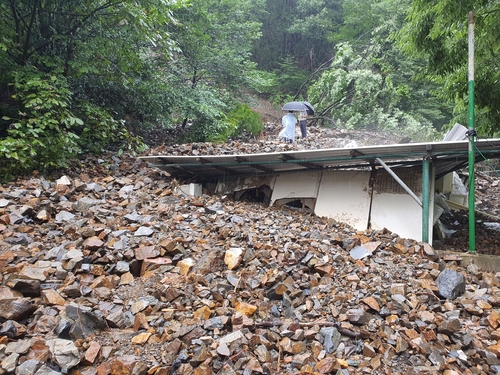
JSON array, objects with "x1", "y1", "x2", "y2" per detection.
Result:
[
  {"x1": 298, "y1": 108, "x2": 308, "y2": 139},
  {"x1": 279, "y1": 110, "x2": 297, "y2": 143}
]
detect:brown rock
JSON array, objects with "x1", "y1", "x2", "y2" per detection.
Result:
[
  {"x1": 134, "y1": 245, "x2": 160, "y2": 260},
  {"x1": 178, "y1": 258, "x2": 195, "y2": 276},
  {"x1": 133, "y1": 312, "x2": 149, "y2": 331},
  {"x1": 314, "y1": 357, "x2": 339, "y2": 373},
  {"x1": 224, "y1": 248, "x2": 243, "y2": 270},
  {"x1": 194, "y1": 306, "x2": 212, "y2": 321},
  {"x1": 131, "y1": 332, "x2": 152, "y2": 345},
  {"x1": 140, "y1": 257, "x2": 172, "y2": 276},
  {"x1": 234, "y1": 301, "x2": 257, "y2": 317},
  {"x1": 85, "y1": 236, "x2": 104, "y2": 250},
  {"x1": 487, "y1": 310, "x2": 500, "y2": 329},
  {"x1": 83, "y1": 341, "x2": 101, "y2": 365},
  {"x1": 362, "y1": 296, "x2": 380, "y2": 312},
  {"x1": 40, "y1": 289, "x2": 65, "y2": 306}
]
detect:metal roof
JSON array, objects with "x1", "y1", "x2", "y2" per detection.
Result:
[{"x1": 139, "y1": 139, "x2": 500, "y2": 181}]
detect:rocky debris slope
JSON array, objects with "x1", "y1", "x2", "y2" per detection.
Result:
[
  {"x1": 141, "y1": 123, "x2": 407, "y2": 156},
  {"x1": 142, "y1": 122, "x2": 500, "y2": 256},
  {"x1": 1, "y1": 153, "x2": 500, "y2": 375}
]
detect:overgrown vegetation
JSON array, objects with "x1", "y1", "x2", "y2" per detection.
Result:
[{"x1": 1, "y1": 70, "x2": 81, "y2": 179}]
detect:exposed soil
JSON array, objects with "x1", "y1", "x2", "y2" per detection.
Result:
[{"x1": 433, "y1": 171, "x2": 500, "y2": 255}]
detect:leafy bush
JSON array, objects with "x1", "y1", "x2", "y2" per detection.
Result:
[
  {"x1": 226, "y1": 103, "x2": 263, "y2": 138},
  {"x1": 180, "y1": 103, "x2": 263, "y2": 143},
  {"x1": 0, "y1": 70, "x2": 81, "y2": 177},
  {"x1": 75, "y1": 101, "x2": 147, "y2": 155},
  {"x1": 0, "y1": 68, "x2": 147, "y2": 181},
  {"x1": 185, "y1": 116, "x2": 234, "y2": 143}
]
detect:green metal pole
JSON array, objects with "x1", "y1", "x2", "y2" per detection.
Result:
[
  {"x1": 422, "y1": 157, "x2": 430, "y2": 243},
  {"x1": 468, "y1": 11, "x2": 476, "y2": 253}
]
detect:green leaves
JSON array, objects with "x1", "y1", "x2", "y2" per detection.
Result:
[
  {"x1": 307, "y1": 1, "x2": 448, "y2": 142},
  {"x1": 0, "y1": 71, "x2": 81, "y2": 175},
  {"x1": 398, "y1": 0, "x2": 500, "y2": 134},
  {"x1": 0, "y1": 66, "x2": 148, "y2": 180}
]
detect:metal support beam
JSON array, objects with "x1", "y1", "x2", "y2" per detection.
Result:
[
  {"x1": 422, "y1": 158, "x2": 431, "y2": 243},
  {"x1": 468, "y1": 11, "x2": 476, "y2": 253}
]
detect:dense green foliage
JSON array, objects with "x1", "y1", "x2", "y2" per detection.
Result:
[
  {"x1": 1, "y1": 0, "x2": 496, "y2": 179},
  {"x1": 226, "y1": 104, "x2": 264, "y2": 139},
  {"x1": 0, "y1": 0, "x2": 186, "y2": 177},
  {"x1": 163, "y1": 0, "x2": 264, "y2": 134},
  {"x1": 0, "y1": 71, "x2": 80, "y2": 177},
  {"x1": 308, "y1": 0, "x2": 451, "y2": 141},
  {"x1": 398, "y1": 0, "x2": 500, "y2": 135}
]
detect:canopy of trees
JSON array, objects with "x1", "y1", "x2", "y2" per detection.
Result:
[
  {"x1": 0, "y1": 0, "x2": 497, "y2": 179},
  {"x1": 398, "y1": 0, "x2": 500, "y2": 134}
]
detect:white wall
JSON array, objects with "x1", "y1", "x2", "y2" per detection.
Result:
[
  {"x1": 215, "y1": 166, "x2": 434, "y2": 243},
  {"x1": 315, "y1": 170, "x2": 372, "y2": 231},
  {"x1": 370, "y1": 167, "x2": 434, "y2": 242}
]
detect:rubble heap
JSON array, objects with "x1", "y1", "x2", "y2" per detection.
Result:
[{"x1": 1, "y1": 153, "x2": 500, "y2": 375}]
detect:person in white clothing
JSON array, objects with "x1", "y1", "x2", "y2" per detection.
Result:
[{"x1": 279, "y1": 111, "x2": 297, "y2": 143}]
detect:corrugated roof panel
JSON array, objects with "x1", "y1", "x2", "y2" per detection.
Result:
[{"x1": 139, "y1": 139, "x2": 500, "y2": 181}]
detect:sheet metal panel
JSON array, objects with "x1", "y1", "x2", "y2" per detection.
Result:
[{"x1": 140, "y1": 139, "x2": 500, "y2": 180}]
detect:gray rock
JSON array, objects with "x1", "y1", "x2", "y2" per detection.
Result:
[
  {"x1": 15, "y1": 359, "x2": 40, "y2": 375},
  {"x1": 124, "y1": 211, "x2": 142, "y2": 222},
  {"x1": 1, "y1": 353, "x2": 19, "y2": 373},
  {"x1": 3, "y1": 233, "x2": 31, "y2": 245},
  {"x1": 63, "y1": 304, "x2": 107, "y2": 339},
  {"x1": 134, "y1": 226, "x2": 154, "y2": 236},
  {"x1": 55, "y1": 210, "x2": 76, "y2": 223},
  {"x1": 46, "y1": 339, "x2": 80, "y2": 371},
  {"x1": 349, "y1": 245, "x2": 371, "y2": 260},
  {"x1": 320, "y1": 326, "x2": 341, "y2": 354},
  {"x1": 72, "y1": 197, "x2": 101, "y2": 212},
  {"x1": 34, "y1": 364, "x2": 63, "y2": 375},
  {"x1": 436, "y1": 268, "x2": 466, "y2": 300}
]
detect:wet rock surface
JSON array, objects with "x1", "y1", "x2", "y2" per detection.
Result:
[{"x1": 1, "y1": 126, "x2": 500, "y2": 374}]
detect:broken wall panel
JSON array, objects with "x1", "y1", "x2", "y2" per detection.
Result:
[
  {"x1": 270, "y1": 171, "x2": 321, "y2": 206},
  {"x1": 370, "y1": 167, "x2": 435, "y2": 242},
  {"x1": 213, "y1": 166, "x2": 435, "y2": 244},
  {"x1": 315, "y1": 170, "x2": 372, "y2": 231},
  {"x1": 370, "y1": 193, "x2": 422, "y2": 240}
]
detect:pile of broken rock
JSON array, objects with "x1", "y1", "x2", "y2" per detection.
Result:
[{"x1": 1, "y1": 152, "x2": 500, "y2": 375}]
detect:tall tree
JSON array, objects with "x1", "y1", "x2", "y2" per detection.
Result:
[
  {"x1": 251, "y1": 0, "x2": 342, "y2": 71},
  {"x1": 0, "y1": 0, "x2": 186, "y2": 176},
  {"x1": 162, "y1": 0, "x2": 264, "y2": 138},
  {"x1": 398, "y1": 0, "x2": 500, "y2": 134},
  {"x1": 0, "y1": 0, "x2": 183, "y2": 72},
  {"x1": 308, "y1": 0, "x2": 451, "y2": 141}
]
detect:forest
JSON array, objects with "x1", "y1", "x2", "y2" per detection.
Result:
[{"x1": 0, "y1": 0, "x2": 499, "y2": 180}]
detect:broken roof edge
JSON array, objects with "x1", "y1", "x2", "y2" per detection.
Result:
[{"x1": 139, "y1": 138, "x2": 500, "y2": 181}]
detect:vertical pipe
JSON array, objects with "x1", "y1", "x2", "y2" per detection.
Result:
[
  {"x1": 422, "y1": 158, "x2": 430, "y2": 243},
  {"x1": 468, "y1": 11, "x2": 476, "y2": 253}
]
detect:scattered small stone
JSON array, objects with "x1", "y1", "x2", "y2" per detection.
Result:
[{"x1": 0, "y1": 149, "x2": 499, "y2": 375}]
